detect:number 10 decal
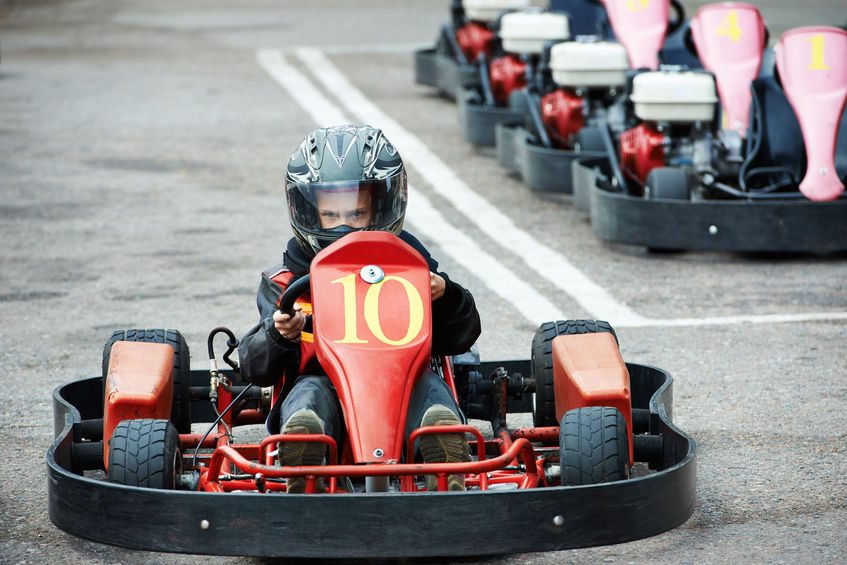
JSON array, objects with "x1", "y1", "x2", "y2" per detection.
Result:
[{"x1": 331, "y1": 273, "x2": 424, "y2": 346}]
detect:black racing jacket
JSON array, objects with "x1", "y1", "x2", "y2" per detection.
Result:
[{"x1": 238, "y1": 231, "x2": 482, "y2": 388}]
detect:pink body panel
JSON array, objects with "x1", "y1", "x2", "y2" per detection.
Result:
[
  {"x1": 774, "y1": 26, "x2": 847, "y2": 201},
  {"x1": 601, "y1": 0, "x2": 670, "y2": 70},
  {"x1": 691, "y1": 2, "x2": 766, "y2": 135}
]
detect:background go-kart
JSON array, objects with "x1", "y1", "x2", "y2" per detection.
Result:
[{"x1": 1, "y1": 0, "x2": 845, "y2": 563}]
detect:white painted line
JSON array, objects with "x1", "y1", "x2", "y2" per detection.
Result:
[
  {"x1": 255, "y1": 48, "x2": 565, "y2": 326},
  {"x1": 294, "y1": 46, "x2": 648, "y2": 326},
  {"x1": 629, "y1": 311, "x2": 847, "y2": 327},
  {"x1": 406, "y1": 187, "x2": 566, "y2": 325},
  {"x1": 256, "y1": 49, "x2": 347, "y2": 126},
  {"x1": 257, "y1": 47, "x2": 847, "y2": 329},
  {"x1": 317, "y1": 42, "x2": 430, "y2": 55},
  {"x1": 267, "y1": 43, "x2": 428, "y2": 55}
]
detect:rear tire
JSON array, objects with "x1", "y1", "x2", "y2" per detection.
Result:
[
  {"x1": 108, "y1": 419, "x2": 181, "y2": 489},
  {"x1": 531, "y1": 320, "x2": 618, "y2": 427},
  {"x1": 103, "y1": 329, "x2": 191, "y2": 433},
  {"x1": 560, "y1": 406, "x2": 629, "y2": 486}
]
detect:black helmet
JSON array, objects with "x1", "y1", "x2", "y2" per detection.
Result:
[{"x1": 285, "y1": 125, "x2": 408, "y2": 257}]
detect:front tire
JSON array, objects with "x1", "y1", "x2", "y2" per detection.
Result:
[
  {"x1": 531, "y1": 320, "x2": 617, "y2": 427},
  {"x1": 108, "y1": 419, "x2": 181, "y2": 489},
  {"x1": 560, "y1": 406, "x2": 630, "y2": 486}
]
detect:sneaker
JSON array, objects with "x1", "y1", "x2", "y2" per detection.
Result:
[
  {"x1": 280, "y1": 408, "x2": 325, "y2": 493},
  {"x1": 419, "y1": 404, "x2": 469, "y2": 491}
]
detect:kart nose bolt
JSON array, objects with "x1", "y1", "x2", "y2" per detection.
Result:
[
  {"x1": 360, "y1": 265, "x2": 384, "y2": 284},
  {"x1": 200, "y1": 519, "x2": 210, "y2": 531},
  {"x1": 373, "y1": 448, "x2": 384, "y2": 458}
]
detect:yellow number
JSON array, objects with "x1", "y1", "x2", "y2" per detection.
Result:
[
  {"x1": 806, "y1": 34, "x2": 830, "y2": 70},
  {"x1": 364, "y1": 276, "x2": 424, "y2": 347},
  {"x1": 716, "y1": 9, "x2": 742, "y2": 42},
  {"x1": 331, "y1": 273, "x2": 367, "y2": 344},
  {"x1": 331, "y1": 273, "x2": 424, "y2": 346},
  {"x1": 626, "y1": 0, "x2": 649, "y2": 12}
]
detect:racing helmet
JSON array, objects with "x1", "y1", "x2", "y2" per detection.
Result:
[{"x1": 285, "y1": 125, "x2": 408, "y2": 257}]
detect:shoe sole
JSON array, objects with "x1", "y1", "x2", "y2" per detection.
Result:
[
  {"x1": 280, "y1": 409, "x2": 325, "y2": 494},
  {"x1": 419, "y1": 405, "x2": 469, "y2": 491}
]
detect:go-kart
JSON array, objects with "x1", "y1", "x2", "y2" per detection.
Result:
[
  {"x1": 47, "y1": 231, "x2": 695, "y2": 558},
  {"x1": 414, "y1": 0, "x2": 533, "y2": 100},
  {"x1": 571, "y1": 8, "x2": 847, "y2": 252},
  {"x1": 457, "y1": 6, "x2": 573, "y2": 147},
  {"x1": 494, "y1": 0, "x2": 702, "y2": 193}
]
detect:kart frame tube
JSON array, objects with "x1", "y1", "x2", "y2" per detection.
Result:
[{"x1": 47, "y1": 363, "x2": 696, "y2": 558}]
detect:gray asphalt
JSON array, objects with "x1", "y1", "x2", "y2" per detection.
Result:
[{"x1": 1, "y1": 0, "x2": 846, "y2": 564}]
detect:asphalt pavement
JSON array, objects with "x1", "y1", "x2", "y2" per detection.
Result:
[{"x1": 1, "y1": 0, "x2": 845, "y2": 563}]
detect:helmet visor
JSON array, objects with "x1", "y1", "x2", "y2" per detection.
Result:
[{"x1": 286, "y1": 170, "x2": 407, "y2": 235}]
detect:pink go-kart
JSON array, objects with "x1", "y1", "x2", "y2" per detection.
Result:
[
  {"x1": 572, "y1": 3, "x2": 847, "y2": 252},
  {"x1": 493, "y1": 0, "x2": 700, "y2": 192}
]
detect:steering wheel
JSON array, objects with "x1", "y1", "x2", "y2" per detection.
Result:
[{"x1": 277, "y1": 275, "x2": 311, "y2": 317}]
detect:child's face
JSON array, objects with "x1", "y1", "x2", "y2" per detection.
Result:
[{"x1": 316, "y1": 189, "x2": 373, "y2": 229}]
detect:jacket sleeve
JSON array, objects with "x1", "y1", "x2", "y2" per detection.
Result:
[
  {"x1": 430, "y1": 271, "x2": 482, "y2": 356},
  {"x1": 237, "y1": 273, "x2": 301, "y2": 387}
]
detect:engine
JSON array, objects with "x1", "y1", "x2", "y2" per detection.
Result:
[
  {"x1": 620, "y1": 70, "x2": 719, "y2": 184},
  {"x1": 489, "y1": 10, "x2": 570, "y2": 106},
  {"x1": 489, "y1": 55, "x2": 527, "y2": 105},
  {"x1": 455, "y1": 22, "x2": 495, "y2": 62},
  {"x1": 542, "y1": 39, "x2": 629, "y2": 148},
  {"x1": 620, "y1": 123, "x2": 714, "y2": 184},
  {"x1": 541, "y1": 89, "x2": 585, "y2": 148}
]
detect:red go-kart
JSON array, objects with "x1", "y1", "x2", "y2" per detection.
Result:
[{"x1": 47, "y1": 231, "x2": 695, "y2": 558}]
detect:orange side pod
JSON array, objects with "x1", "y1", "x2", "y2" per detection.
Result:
[
  {"x1": 102, "y1": 341, "x2": 175, "y2": 469},
  {"x1": 552, "y1": 332, "x2": 633, "y2": 464}
]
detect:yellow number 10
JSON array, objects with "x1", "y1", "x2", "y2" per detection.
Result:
[
  {"x1": 331, "y1": 273, "x2": 424, "y2": 346},
  {"x1": 716, "y1": 10, "x2": 742, "y2": 42},
  {"x1": 805, "y1": 34, "x2": 830, "y2": 70}
]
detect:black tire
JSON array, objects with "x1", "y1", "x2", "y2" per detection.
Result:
[
  {"x1": 573, "y1": 127, "x2": 606, "y2": 153},
  {"x1": 531, "y1": 320, "x2": 618, "y2": 427},
  {"x1": 560, "y1": 406, "x2": 630, "y2": 486},
  {"x1": 646, "y1": 166, "x2": 690, "y2": 200},
  {"x1": 108, "y1": 419, "x2": 181, "y2": 489},
  {"x1": 103, "y1": 329, "x2": 191, "y2": 433}
]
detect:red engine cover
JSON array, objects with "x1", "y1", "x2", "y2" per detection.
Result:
[
  {"x1": 489, "y1": 55, "x2": 527, "y2": 105},
  {"x1": 455, "y1": 22, "x2": 494, "y2": 62},
  {"x1": 620, "y1": 123, "x2": 666, "y2": 183},
  {"x1": 541, "y1": 89, "x2": 585, "y2": 148}
]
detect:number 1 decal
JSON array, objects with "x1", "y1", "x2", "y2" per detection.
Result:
[
  {"x1": 626, "y1": 0, "x2": 649, "y2": 12},
  {"x1": 332, "y1": 273, "x2": 368, "y2": 344},
  {"x1": 805, "y1": 34, "x2": 831, "y2": 70},
  {"x1": 331, "y1": 273, "x2": 424, "y2": 346},
  {"x1": 715, "y1": 9, "x2": 742, "y2": 42}
]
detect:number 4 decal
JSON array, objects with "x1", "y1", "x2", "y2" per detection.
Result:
[
  {"x1": 716, "y1": 9, "x2": 743, "y2": 42},
  {"x1": 331, "y1": 273, "x2": 424, "y2": 346}
]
